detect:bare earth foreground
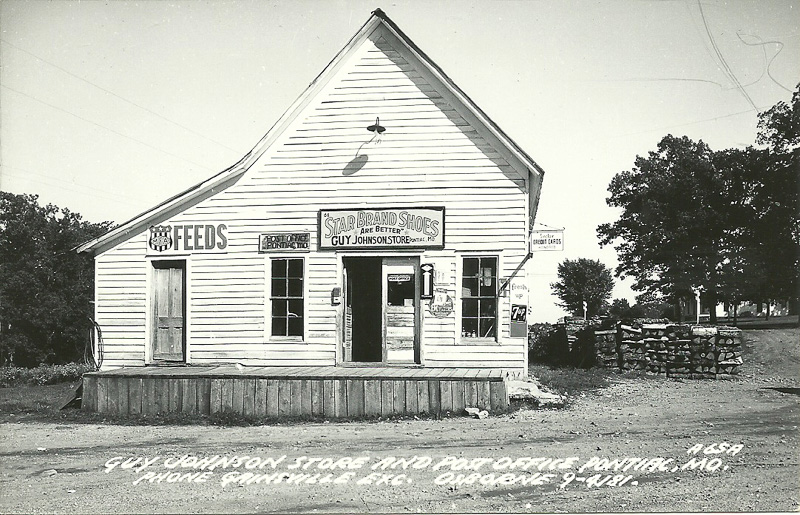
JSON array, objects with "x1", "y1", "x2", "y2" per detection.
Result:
[{"x1": 1, "y1": 328, "x2": 797, "y2": 513}]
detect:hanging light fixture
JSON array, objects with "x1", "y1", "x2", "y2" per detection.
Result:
[
  {"x1": 366, "y1": 117, "x2": 385, "y2": 144},
  {"x1": 353, "y1": 117, "x2": 386, "y2": 159}
]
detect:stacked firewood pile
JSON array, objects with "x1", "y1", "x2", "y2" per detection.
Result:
[
  {"x1": 594, "y1": 329, "x2": 618, "y2": 368},
  {"x1": 619, "y1": 325, "x2": 646, "y2": 371},
  {"x1": 715, "y1": 327, "x2": 744, "y2": 375},
  {"x1": 691, "y1": 327, "x2": 719, "y2": 378},
  {"x1": 591, "y1": 323, "x2": 743, "y2": 378}
]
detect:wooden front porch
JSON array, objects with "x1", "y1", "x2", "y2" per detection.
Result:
[{"x1": 81, "y1": 366, "x2": 510, "y2": 418}]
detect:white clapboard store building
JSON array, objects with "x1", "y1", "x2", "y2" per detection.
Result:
[{"x1": 78, "y1": 10, "x2": 544, "y2": 417}]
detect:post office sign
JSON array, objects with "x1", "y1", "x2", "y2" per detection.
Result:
[{"x1": 259, "y1": 232, "x2": 310, "y2": 253}]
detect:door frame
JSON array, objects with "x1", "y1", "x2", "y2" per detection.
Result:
[
  {"x1": 339, "y1": 253, "x2": 422, "y2": 366},
  {"x1": 146, "y1": 257, "x2": 190, "y2": 364}
]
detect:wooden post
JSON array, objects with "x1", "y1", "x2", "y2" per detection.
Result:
[
  {"x1": 392, "y1": 380, "x2": 406, "y2": 415},
  {"x1": 417, "y1": 381, "x2": 430, "y2": 414},
  {"x1": 311, "y1": 380, "x2": 324, "y2": 417},
  {"x1": 198, "y1": 378, "x2": 211, "y2": 415},
  {"x1": 81, "y1": 375, "x2": 96, "y2": 412},
  {"x1": 323, "y1": 379, "x2": 336, "y2": 418},
  {"x1": 405, "y1": 380, "x2": 418, "y2": 413},
  {"x1": 255, "y1": 379, "x2": 268, "y2": 417},
  {"x1": 346, "y1": 379, "x2": 365, "y2": 417},
  {"x1": 334, "y1": 379, "x2": 347, "y2": 418},
  {"x1": 128, "y1": 378, "x2": 143, "y2": 416},
  {"x1": 300, "y1": 379, "x2": 313, "y2": 416},
  {"x1": 242, "y1": 379, "x2": 256, "y2": 416},
  {"x1": 428, "y1": 380, "x2": 441, "y2": 415},
  {"x1": 266, "y1": 380, "x2": 279, "y2": 417},
  {"x1": 440, "y1": 381, "x2": 453, "y2": 414},
  {"x1": 451, "y1": 380, "x2": 466, "y2": 413},
  {"x1": 380, "y1": 380, "x2": 393, "y2": 417}
]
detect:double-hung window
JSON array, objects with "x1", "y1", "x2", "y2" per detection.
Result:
[
  {"x1": 270, "y1": 258, "x2": 304, "y2": 338},
  {"x1": 461, "y1": 256, "x2": 497, "y2": 339}
]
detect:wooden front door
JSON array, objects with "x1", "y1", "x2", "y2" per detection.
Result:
[
  {"x1": 151, "y1": 261, "x2": 186, "y2": 362},
  {"x1": 383, "y1": 257, "x2": 420, "y2": 364}
]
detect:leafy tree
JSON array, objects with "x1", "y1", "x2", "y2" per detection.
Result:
[
  {"x1": 550, "y1": 258, "x2": 614, "y2": 317},
  {"x1": 607, "y1": 298, "x2": 642, "y2": 320},
  {"x1": 598, "y1": 85, "x2": 800, "y2": 321},
  {"x1": 597, "y1": 135, "x2": 730, "y2": 322},
  {"x1": 0, "y1": 192, "x2": 113, "y2": 366},
  {"x1": 757, "y1": 84, "x2": 800, "y2": 152},
  {"x1": 753, "y1": 84, "x2": 800, "y2": 314}
]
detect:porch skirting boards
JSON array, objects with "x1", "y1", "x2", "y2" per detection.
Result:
[{"x1": 81, "y1": 366, "x2": 510, "y2": 418}]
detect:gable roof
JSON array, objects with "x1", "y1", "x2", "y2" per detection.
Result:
[{"x1": 78, "y1": 8, "x2": 545, "y2": 255}]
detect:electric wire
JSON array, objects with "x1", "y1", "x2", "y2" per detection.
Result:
[
  {"x1": 1, "y1": 83, "x2": 217, "y2": 172},
  {"x1": 0, "y1": 39, "x2": 243, "y2": 155}
]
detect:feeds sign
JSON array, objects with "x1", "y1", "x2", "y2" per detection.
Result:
[{"x1": 319, "y1": 208, "x2": 444, "y2": 250}]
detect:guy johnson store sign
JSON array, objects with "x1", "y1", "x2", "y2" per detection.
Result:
[{"x1": 319, "y1": 207, "x2": 445, "y2": 250}]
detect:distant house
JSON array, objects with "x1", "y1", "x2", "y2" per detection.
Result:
[{"x1": 77, "y1": 10, "x2": 545, "y2": 417}]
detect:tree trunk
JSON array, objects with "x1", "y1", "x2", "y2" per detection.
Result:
[
  {"x1": 766, "y1": 301, "x2": 771, "y2": 320},
  {"x1": 707, "y1": 290, "x2": 718, "y2": 324},
  {"x1": 708, "y1": 265, "x2": 718, "y2": 324}
]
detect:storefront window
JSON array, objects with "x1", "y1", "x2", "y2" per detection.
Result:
[
  {"x1": 271, "y1": 258, "x2": 304, "y2": 338},
  {"x1": 461, "y1": 257, "x2": 497, "y2": 339}
]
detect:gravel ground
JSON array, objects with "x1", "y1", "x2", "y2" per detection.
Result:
[{"x1": 0, "y1": 328, "x2": 797, "y2": 513}]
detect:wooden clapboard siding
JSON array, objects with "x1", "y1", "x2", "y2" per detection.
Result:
[{"x1": 95, "y1": 235, "x2": 148, "y2": 368}]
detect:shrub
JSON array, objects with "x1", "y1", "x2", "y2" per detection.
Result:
[
  {"x1": 0, "y1": 363, "x2": 93, "y2": 387},
  {"x1": 528, "y1": 323, "x2": 570, "y2": 365}
]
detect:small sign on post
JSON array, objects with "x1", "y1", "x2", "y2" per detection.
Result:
[{"x1": 510, "y1": 278, "x2": 528, "y2": 337}]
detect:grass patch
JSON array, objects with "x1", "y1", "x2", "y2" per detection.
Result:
[
  {"x1": 0, "y1": 363, "x2": 94, "y2": 387},
  {"x1": 529, "y1": 364, "x2": 617, "y2": 398}
]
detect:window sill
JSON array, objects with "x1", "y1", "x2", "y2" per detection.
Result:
[
  {"x1": 458, "y1": 337, "x2": 498, "y2": 345},
  {"x1": 268, "y1": 337, "x2": 305, "y2": 343}
]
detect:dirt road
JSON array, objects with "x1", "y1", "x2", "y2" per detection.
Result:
[{"x1": 1, "y1": 328, "x2": 797, "y2": 513}]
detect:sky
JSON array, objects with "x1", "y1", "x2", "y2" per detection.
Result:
[{"x1": 1, "y1": 0, "x2": 798, "y2": 322}]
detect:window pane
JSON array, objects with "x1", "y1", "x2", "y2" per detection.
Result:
[
  {"x1": 288, "y1": 299, "x2": 304, "y2": 318},
  {"x1": 272, "y1": 299, "x2": 287, "y2": 317},
  {"x1": 272, "y1": 317, "x2": 287, "y2": 336},
  {"x1": 288, "y1": 316, "x2": 303, "y2": 337},
  {"x1": 288, "y1": 278, "x2": 303, "y2": 297},
  {"x1": 287, "y1": 258, "x2": 303, "y2": 278},
  {"x1": 480, "y1": 318, "x2": 496, "y2": 338},
  {"x1": 387, "y1": 276, "x2": 415, "y2": 306},
  {"x1": 479, "y1": 279, "x2": 495, "y2": 297},
  {"x1": 480, "y1": 298, "x2": 496, "y2": 317},
  {"x1": 272, "y1": 278, "x2": 287, "y2": 297},
  {"x1": 461, "y1": 277, "x2": 478, "y2": 297},
  {"x1": 462, "y1": 298, "x2": 478, "y2": 318},
  {"x1": 462, "y1": 318, "x2": 478, "y2": 338},
  {"x1": 463, "y1": 258, "x2": 479, "y2": 277},
  {"x1": 272, "y1": 259, "x2": 286, "y2": 278}
]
